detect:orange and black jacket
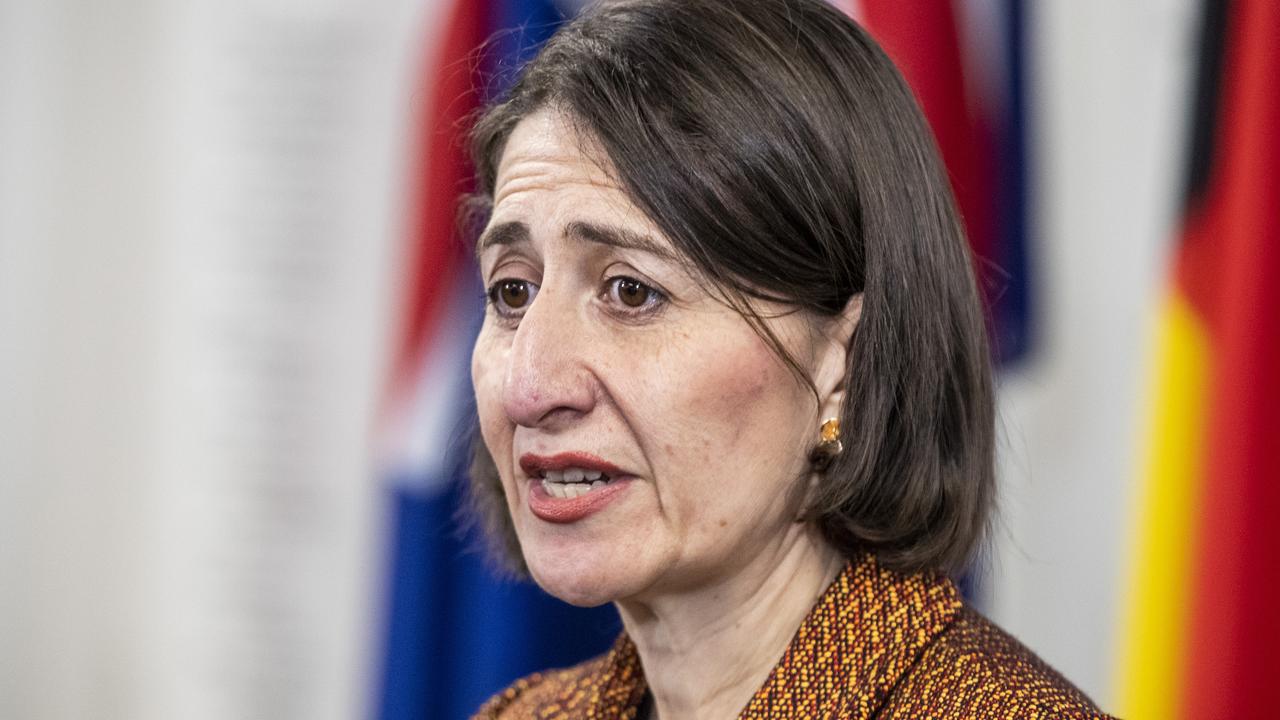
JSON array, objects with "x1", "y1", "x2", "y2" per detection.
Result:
[{"x1": 475, "y1": 553, "x2": 1115, "y2": 719}]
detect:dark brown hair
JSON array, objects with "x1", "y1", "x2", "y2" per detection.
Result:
[{"x1": 465, "y1": 0, "x2": 995, "y2": 576}]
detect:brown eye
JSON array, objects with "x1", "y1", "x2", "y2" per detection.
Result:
[
  {"x1": 499, "y1": 280, "x2": 530, "y2": 308},
  {"x1": 487, "y1": 279, "x2": 538, "y2": 317},
  {"x1": 608, "y1": 276, "x2": 664, "y2": 313},
  {"x1": 616, "y1": 278, "x2": 648, "y2": 307}
]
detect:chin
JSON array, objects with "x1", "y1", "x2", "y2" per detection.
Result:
[{"x1": 522, "y1": 534, "x2": 650, "y2": 607}]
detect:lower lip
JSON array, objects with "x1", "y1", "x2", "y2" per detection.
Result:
[{"x1": 528, "y1": 477, "x2": 634, "y2": 523}]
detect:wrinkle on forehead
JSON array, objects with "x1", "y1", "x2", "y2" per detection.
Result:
[
  {"x1": 493, "y1": 161, "x2": 621, "y2": 208},
  {"x1": 490, "y1": 108, "x2": 651, "y2": 230}
]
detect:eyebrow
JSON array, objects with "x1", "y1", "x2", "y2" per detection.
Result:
[
  {"x1": 564, "y1": 220, "x2": 678, "y2": 261},
  {"x1": 475, "y1": 221, "x2": 530, "y2": 258},
  {"x1": 475, "y1": 219, "x2": 677, "y2": 262}
]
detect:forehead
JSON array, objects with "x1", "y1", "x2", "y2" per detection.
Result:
[{"x1": 491, "y1": 109, "x2": 642, "y2": 223}]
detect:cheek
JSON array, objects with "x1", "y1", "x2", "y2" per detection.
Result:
[
  {"x1": 678, "y1": 353, "x2": 767, "y2": 456},
  {"x1": 637, "y1": 326, "x2": 810, "y2": 522},
  {"x1": 471, "y1": 331, "x2": 512, "y2": 467}
]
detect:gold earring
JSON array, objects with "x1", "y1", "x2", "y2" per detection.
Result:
[{"x1": 818, "y1": 418, "x2": 842, "y2": 456}]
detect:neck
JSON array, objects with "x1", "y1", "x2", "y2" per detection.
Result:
[{"x1": 615, "y1": 525, "x2": 844, "y2": 720}]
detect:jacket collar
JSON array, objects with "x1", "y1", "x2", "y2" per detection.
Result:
[
  {"x1": 549, "y1": 553, "x2": 961, "y2": 719},
  {"x1": 739, "y1": 552, "x2": 962, "y2": 719}
]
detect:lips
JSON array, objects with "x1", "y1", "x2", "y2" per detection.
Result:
[
  {"x1": 519, "y1": 451, "x2": 635, "y2": 523},
  {"x1": 519, "y1": 452, "x2": 624, "y2": 477}
]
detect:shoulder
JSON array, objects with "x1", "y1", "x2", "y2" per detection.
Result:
[
  {"x1": 471, "y1": 661, "x2": 596, "y2": 719},
  {"x1": 882, "y1": 603, "x2": 1115, "y2": 719},
  {"x1": 470, "y1": 638, "x2": 649, "y2": 720}
]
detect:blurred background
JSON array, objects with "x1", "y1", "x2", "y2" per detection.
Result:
[{"x1": 1, "y1": 0, "x2": 1275, "y2": 718}]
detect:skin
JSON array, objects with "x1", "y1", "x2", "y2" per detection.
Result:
[{"x1": 471, "y1": 108, "x2": 862, "y2": 720}]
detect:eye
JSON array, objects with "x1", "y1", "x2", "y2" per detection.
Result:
[
  {"x1": 606, "y1": 276, "x2": 664, "y2": 312},
  {"x1": 486, "y1": 278, "x2": 539, "y2": 317}
]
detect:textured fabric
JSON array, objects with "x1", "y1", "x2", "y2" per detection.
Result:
[{"x1": 473, "y1": 554, "x2": 1114, "y2": 719}]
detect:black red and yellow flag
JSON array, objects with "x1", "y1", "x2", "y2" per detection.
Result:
[{"x1": 1118, "y1": 1, "x2": 1280, "y2": 717}]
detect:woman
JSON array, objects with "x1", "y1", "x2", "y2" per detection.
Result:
[{"x1": 464, "y1": 0, "x2": 1113, "y2": 718}]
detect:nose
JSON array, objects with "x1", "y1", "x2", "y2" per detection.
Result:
[{"x1": 501, "y1": 285, "x2": 597, "y2": 429}]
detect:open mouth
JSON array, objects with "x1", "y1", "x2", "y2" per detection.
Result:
[
  {"x1": 521, "y1": 453, "x2": 632, "y2": 522},
  {"x1": 536, "y1": 467, "x2": 614, "y2": 499}
]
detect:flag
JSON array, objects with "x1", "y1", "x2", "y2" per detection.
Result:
[
  {"x1": 375, "y1": 2, "x2": 617, "y2": 719},
  {"x1": 1116, "y1": 1, "x2": 1280, "y2": 717}
]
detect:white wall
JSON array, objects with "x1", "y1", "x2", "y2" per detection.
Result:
[{"x1": 0, "y1": 1, "x2": 433, "y2": 717}]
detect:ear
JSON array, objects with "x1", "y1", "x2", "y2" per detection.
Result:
[{"x1": 812, "y1": 293, "x2": 862, "y2": 421}]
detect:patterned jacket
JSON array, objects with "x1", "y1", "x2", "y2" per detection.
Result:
[{"x1": 474, "y1": 553, "x2": 1116, "y2": 719}]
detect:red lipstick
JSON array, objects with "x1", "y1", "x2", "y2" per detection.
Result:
[
  {"x1": 519, "y1": 452, "x2": 635, "y2": 524},
  {"x1": 519, "y1": 451, "x2": 623, "y2": 476}
]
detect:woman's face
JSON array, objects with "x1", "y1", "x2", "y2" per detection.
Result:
[{"x1": 471, "y1": 109, "x2": 848, "y2": 606}]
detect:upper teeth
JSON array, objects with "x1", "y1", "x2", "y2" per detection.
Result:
[
  {"x1": 539, "y1": 467, "x2": 611, "y2": 499},
  {"x1": 542, "y1": 468, "x2": 605, "y2": 483}
]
